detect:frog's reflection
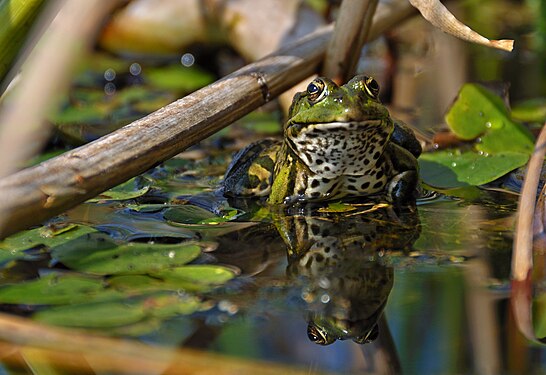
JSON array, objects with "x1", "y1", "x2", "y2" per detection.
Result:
[{"x1": 275, "y1": 203, "x2": 419, "y2": 345}]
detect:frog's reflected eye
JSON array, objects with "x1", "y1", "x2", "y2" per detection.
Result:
[
  {"x1": 307, "y1": 323, "x2": 335, "y2": 345},
  {"x1": 306, "y1": 79, "x2": 326, "y2": 103},
  {"x1": 364, "y1": 76, "x2": 380, "y2": 98}
]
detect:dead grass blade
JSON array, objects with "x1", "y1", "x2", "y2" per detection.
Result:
[{"x1": 409, "y1": 0, "x2": 514, "y2": 51}]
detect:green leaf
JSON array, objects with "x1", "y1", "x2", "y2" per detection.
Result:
[
  {"x1": 51, "y1": 233, "x2": 202, "y2": 275},
  {"x1": 153, "y1": 265, "x2": 235, "y2": 288},
  {"x1": 512, "y1": 98, "x2": 546, "y2": 123},
  {"x1": 0, "y1": 224, "x2": 97, "y2": 252},
  {"x1": 87, "y1": 178, "x2": 150, "y2": 202},
  {"x1": 163, "y1": 205, "x2": 218, "y2": 224},
  {"x1": 419, "y1": 150, "x2": 529, "y2": 188},
  {"x1": 445, "y1": 84, "x2": 534, "y2": 154},
  {"x1": 146, "y1": 65, "x2": 214, "y2": 93},
  {"x1": 0, "y1": 274, "x2": 114, "y2": 305},
  {"x1": 33, "y1": 292, "x2": 204, "y2": 329}
]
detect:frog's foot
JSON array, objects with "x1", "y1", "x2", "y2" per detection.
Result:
[{"x1": 386, "y1": 170, "x2": 419, "y2": 206}]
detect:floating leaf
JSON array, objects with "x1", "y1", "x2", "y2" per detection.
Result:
[
  {"x1": 446, "y1": 84, "x2": 534, "y2": 154},
  {"x1": 420, "y1": 84, "x2": 535, "y2": 188},
  {"x1": 146, "y1": 65, "x2": 214, "y2": 93},
  {"x1": 51, "y1": 233, "x2": 202, "y2": 275},
  {"x1": 163, "y1": 205, "x2": 218, "y2": 224},
  {"x1": 33, "y1": 292, "x2": 204, "y2": 328},
  {"x1": 419, "y1": 151, "x2": 529, "y2": 188},
  {"x1": 0, "y1": 225, "x2": 97, "y2": 252},
  {"x1": 87, "y1": 178, "x2": 150, "y2": 202},
  {"x1": 153, "y1": 265, "x2": 235, "y2": 290},
  {"x1": 0, "y1": 274, "x2": 117, "y2": 305}
]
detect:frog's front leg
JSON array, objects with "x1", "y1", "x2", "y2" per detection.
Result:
[
  {"x1": 385, "y1": 143, "x2": 420, "y2": 205},
  {"x1": 386, "y1": 170, "x2": 419, "y2": 205}
]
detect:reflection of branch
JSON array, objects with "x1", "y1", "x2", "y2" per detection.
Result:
[
  {"x1": 0, "y1": 313, "x2": 319, "y2": 375},
  {"x1": 0, "y1": 0, "x2": 124, "y2": 180},
  {"x1": 464, "y1": 259, "x2": 501, "y2": 374},
  {"x1": 0, "y1": 1, "x2": 417, "y2": 239}
]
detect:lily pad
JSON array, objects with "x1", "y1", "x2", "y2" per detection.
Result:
[
  {"x1": 152, "y1": 265, "x2": 236, "y2": 290},
  {"x1": 0, "y1": 224, "x2": 97, "y2": 252},
  {"x1": 33, "y1": 292, "x2": 205, "y2": 328},
  {"x1": 419, "y1": 151, "x2": 529, "y2": 188},
  {"x1": 87, "y1": 177, "x2": 151, "y2": 202},
  {"x1": 163, "y1": 205, "x2": 219, "y2": 224},
  {"x1": 0, "y1": 273, "x2": 116, "y2": 305},
  {"x1": 420, "y1": 84, "x2": 536, "y2": 188},
  {"x1": 51, "y1": 233, "x2": 202, "y2": 275},
  {"x1": 445, "y1": 84, "x2": 534, "y2": 154}
]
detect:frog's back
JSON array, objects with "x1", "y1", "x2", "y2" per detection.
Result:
[{"x1": 222, "y1": 138, "x2": 281, "y2": 197}]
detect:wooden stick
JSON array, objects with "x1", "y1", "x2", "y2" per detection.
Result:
[
  {"x1": 322, "y1": 0, "x2": 379, "y2": 83},
  {"x1": 0, "y1": 1, "x2": 417, "y2": 239},
  {"x1": 512, "y1": 122, "x2": 546, "y2": 281}
]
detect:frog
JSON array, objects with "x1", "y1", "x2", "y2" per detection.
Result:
[{"x1": 222, "y1": 75, "x2": 422, "y2": 205}]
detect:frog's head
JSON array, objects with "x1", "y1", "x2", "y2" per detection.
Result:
[
  {"x1": 284, "y1": 75, "x2": 394, "y2": 177},
  {"x1": 307, "y1": 315, "x2": 380, "y2": 346},
  {"x1": 286, "y1": 75, "x2": 390, "y2": 130}
]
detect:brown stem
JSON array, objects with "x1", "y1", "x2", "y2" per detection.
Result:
[
  {"x1": 322, "y1": 0, "x2": 379, "y2": 83},
  {"x1": 512, "y1": 122, "x2": 546, "y2": 281}
]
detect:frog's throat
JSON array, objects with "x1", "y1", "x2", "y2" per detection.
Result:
[{"x1": 284, "y1": 120, "x2": 392, "y2": 177}]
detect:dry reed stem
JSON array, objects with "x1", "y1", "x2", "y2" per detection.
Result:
[
  {"x1": 512, "y1": 123, "x2": 546, "y2": 281},
  {"x1": 323, "y1": 0, "x2": 379, "y2": 83}
]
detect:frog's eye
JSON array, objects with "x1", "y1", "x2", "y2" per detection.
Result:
[
  {"x1": 306, "y1": 79, "x2": 326, "y2": 103},
  {"x1": 363, "y1": 76, "x2": 380, "y2": 98}
]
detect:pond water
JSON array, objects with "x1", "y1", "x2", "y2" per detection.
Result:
[{"x1": 0, "y1": 149, "x2": 541, "y2": 375}]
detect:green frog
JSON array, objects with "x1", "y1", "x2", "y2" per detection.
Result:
[{"x1": 222, "y1": 75, "x2": 421, "y2": 205}]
